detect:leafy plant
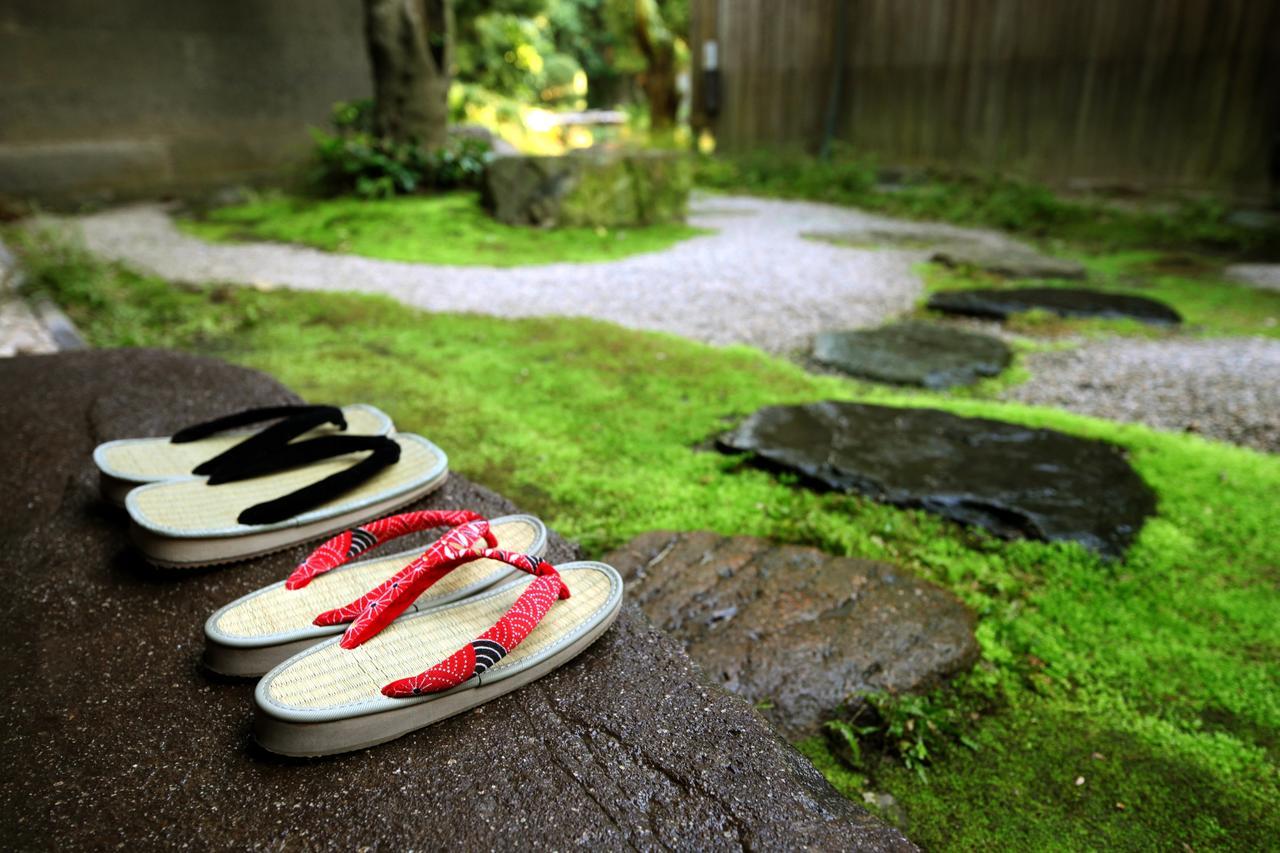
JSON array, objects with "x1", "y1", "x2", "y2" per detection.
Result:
[
  {"x1": 310, "y1": 100, "x2": 492, "y2": 199},
  {"x1": 826, "y1": 691, "x2": 981, "y2": 782}
]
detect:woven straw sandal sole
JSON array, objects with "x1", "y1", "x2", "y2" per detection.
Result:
[
  {"x1": 95, "y1": 404, "x2": 393, "y2": 506},
  {"x1": 253, "y1": 563, "x2": 622, "y2": 757},
  {"x1": 131, "y1": 469, "x2": 448, "y2": 569},
  {"x1": 126, "y1": 433, "x2": 446, "y2": 568},
  {"x1": 203, "y1": 515, "x2": 548, "y2": 677}
]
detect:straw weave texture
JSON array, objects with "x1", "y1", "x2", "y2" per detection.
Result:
[
  {"x1": 214, "y1": 519, "x2": 538, "y2": 639},
  {"x1": 100, "y1": 407, "x2": 387, "y2": 480},
  {"x1": 130, "y1": 436, "x2": 440, "y2": 534},
  {"x1": 265, "y1": 566, "x2": 614, "y2": 710}
]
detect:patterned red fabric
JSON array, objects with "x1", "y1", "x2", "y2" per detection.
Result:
[
  {"x1": 312, "y1": 520, "x2": 503, "y2": 640},
  {"x1": 381, "y1": 569, "x2": 567, "y2": 697},
  {"x1": 285, "y1": 510, "x2": 493, "y2": 590}
]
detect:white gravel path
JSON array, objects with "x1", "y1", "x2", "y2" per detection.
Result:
[
  {"x1": 54, "y1": 194, "x2": 1279, "y2": 452},
  {"x1": 1002, "y1": 337, "x2": 1280, "y2": 453},
  {"x1": 64, "y1": 194, "x2": 937, "y2": 354}
]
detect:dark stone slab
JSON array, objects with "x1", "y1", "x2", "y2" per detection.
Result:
[
  {"x1": 928, "y1": 243, "x2": 1085, "y2": 280},
  {"x1": 718, "y1": 402, "x2": 1155, "y2": 559},
  {"x1": 813, "y1": 321, "x2": 1012, "y2": 389},
  {"x1": 0, "y1": 350, "x2": 911, "y2": 851},
  {"x1": 928, "y1": 287, "x2": 1182, "y2": 325},
  {"x1": 605, "y1": 531, "x2": 980, "y2": 739}
]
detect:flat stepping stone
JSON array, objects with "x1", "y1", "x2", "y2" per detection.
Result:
[
  {"x1": 1225, "y1": 263, "x2": 1280, "y2": 292},
  {"x1": 0, "y1": 351, "x2": 912, "y2": 851},
  {"x1": 928, "y1": 286, "x2": 1182, "y2": 325},
  {"x1": 928, "y1": 243, "x2": 1085, "y2": 280},
  {"x1": 810, "y1": 226, "x2": 1085, "y2": 279},
  {"x1": 813, "y1": 321, "x2": 1011, "y2": 388},
  {"x1": 605, "y1": 531, "x2": 979, "y2": 738},
  {"x1": 718, "y1": 402, "x2": 1155, "y2": 558}
]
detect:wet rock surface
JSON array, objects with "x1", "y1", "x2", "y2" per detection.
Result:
[
  {"x1": 605, "y1": 531, "x2": 979, "y2": 738},
  {"x1": 928, "y1": 287, "x2": 1182, "y2": 325},
  {"x1": 0, "y1": 350, "x2": 912, "y2": 851},
  {"x1": 718, "y1": 401, "x2": 1155, "y2": 558},
  {"x1": 813, "y1": 321, "x2": 1011, "y2": 388}
]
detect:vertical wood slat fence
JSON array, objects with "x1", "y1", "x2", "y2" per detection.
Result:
[{"x1": 689, "y1": 0, "x2": 1280, "y2": 196}]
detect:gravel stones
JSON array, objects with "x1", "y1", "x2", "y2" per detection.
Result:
[
  {"x1": 604, "y1": 530, "x2": 979, "y2": 738},
  {"x1": 813, "y1": 321, "x2": 1011, "y2": 388},
  {"x1": 1003, "y1": 337, "x2": 1280, "y2": 453},
  {"x1": 928, "y1": 287, "x2": 1182, "y2": 325},
  {"x1": 0, "y1": 350, "x2": 912, "y2": 851},
  {"x1": 718, "y1": 401, "x2": 1156, "y2": 558},
  {"x1": 60, "y1": 195, "x2": 928, "y2": 353}
]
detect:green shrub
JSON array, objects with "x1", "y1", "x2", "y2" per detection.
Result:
[{"x1": 310, "y1": 100, "x2": 492, "y2": 199}]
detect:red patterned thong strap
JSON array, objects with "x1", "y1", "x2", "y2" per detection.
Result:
[
  {"x1": 286, "y1": 510, "x2": 494, "y2": 590},
  {"x1": 376, "y1": 550, "x2": 571, "y2": 698},
  {"x1": 311, "y1": 520, "x2": 510, "y2": 641}
]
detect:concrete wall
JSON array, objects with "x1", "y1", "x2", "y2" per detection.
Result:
[{"x1": 0, "y1": 0, "x2": 371, "y2": 203}]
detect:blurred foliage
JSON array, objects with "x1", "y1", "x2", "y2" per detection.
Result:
[
  {"x1": 453, "y1": 0, "x2": 688, "y2": 117},
  {"x1": 310, "y1": 100, "x2": 491, "y2": 199}
]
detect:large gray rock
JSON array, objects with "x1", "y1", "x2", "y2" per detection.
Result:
[
  {"x1": 0, "y1": 350, "x2": 912, "y2": 851},
  {"x1": 813, "y1": 321, "x2": 1011, "y2": 388},
  {"x1": 482, "y1": 150, "x2": 690, "y2": 227},
  {"x1": 605, "y1": 531, "x2": 979, "y2": 739},
  {"x1": 928, "y1": 287, "x2": 1183, "y2": 325},
  {"x1": 718, "y1": 401, "x2": 1155, "y2": 559}
]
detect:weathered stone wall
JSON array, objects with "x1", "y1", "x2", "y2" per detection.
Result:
[{"x1": 0, "y1": 0, "x2": 371, "y2": 203}]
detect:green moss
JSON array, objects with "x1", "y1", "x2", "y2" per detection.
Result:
[
  {"x1": 696, "y1": 150, "x2": 1279, "y2": 255},
  {"x1": 13, "y1": 228, "x2": 1279, "y2": 850},
  {"x1": 178, "y1": 191, "x2": 707, "y2": 267},
  {"x1": 920, "y1": 253, "x2": 1280, "y2": 340}
]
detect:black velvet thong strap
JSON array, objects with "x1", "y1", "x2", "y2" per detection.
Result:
[{"x1": 209, "y1": 434, "x2": 403, "y2": 526}]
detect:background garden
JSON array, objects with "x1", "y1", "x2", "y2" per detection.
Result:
[{"x1": 3, "y1": 1, "x2": 1278, "y2": 849}]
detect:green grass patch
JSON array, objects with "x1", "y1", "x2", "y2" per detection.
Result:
[
  {"x1": 696, "y1": 149, "x2": 1279, "y2": 256},
  {"x1": 13, "y1": 228, "x2": 1279, "y2": 850},
  {"x1": 178, "y1": 191, "x2": 708, "y2": 267},
  {"x1": 919, "y1": 253, "x2": 1280, "y2": 340}
]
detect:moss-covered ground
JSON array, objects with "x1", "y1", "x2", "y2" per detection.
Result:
[
  {"x1": 12, "y1": 227, "x2": 1278, "y2": 850},
  {"x1": 915, "y1": 252, "x2": 1280, "y2": 342},
  {"x1": 178, "y1": 191, "x2": 707, "y2": 267},
  {"x1": 696, "y1": 149, "x2": 1280, "y2": 256}
]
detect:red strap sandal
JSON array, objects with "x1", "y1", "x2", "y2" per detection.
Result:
[{"x1": 203, "y1": 510, "x2": 548, "y2": 678}]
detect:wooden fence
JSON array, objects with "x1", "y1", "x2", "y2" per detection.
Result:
[{"x1": 689, "y1": 0, "x2": 1280, "y2": 197}]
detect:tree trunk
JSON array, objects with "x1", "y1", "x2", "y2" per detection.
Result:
[
  {"x1": 634, "y1": 0, "x2": 679, "y2": 131},
  {"x1": 363, "y1": 0, "x2": 453, "y2": 149}
]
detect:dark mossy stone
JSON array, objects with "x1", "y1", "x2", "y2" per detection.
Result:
[
  {"x1": 718, "y1": 401, "x2": 1155, "y2": 558},
  {"x1": 481, "y1": 151, "x2": 690, "y2": 228},
  {"x1": 0, "y1": 350, "x2": 910, "y2": 850},
  {"x1": 928, "y1": 287, "x2": 1183, "y2": 325},
  {"x1": 813, "y1": 321, "x2": 1011, "y2": 388},
  {"x1": 606, "y1": 530, "x2": 979, "y2": 739}
]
